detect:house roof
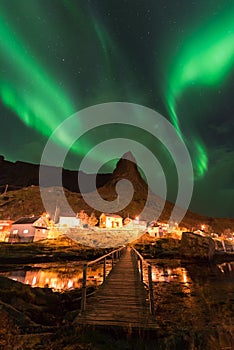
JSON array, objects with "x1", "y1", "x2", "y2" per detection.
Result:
[
  {"x1": 13, "y1": 216, "x2": 41, "y2": 225},
  {"x1": 101, "y1": 213, "x2": 122, "y2": 219}
]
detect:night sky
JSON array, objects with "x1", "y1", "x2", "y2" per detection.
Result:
[{"x1": 0, "y1": 0, "x2": 233, "y2": 218}]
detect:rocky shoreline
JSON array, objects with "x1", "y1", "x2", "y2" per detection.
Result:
[
  {"x1": 133, "y1": 232, "x2": 234, "y2": 263},
  {"x1": 0, "y1": 236, "x2": 112, "y2": 267}
]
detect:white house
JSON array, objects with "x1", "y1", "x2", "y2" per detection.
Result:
[{"x1": 59, "y1": 216, "x2": 80, "y2": 227}]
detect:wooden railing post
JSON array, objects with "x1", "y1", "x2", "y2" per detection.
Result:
[
  {"x1": 221, "y1": 240, "x2": 226, "y2": 252},
  {"x1": 81, "y1": 264, "x2": 87, "y2": 312},
  {"x1": 112, "y1": 252, "x2": 114, "y2": 268},
  {"x1": 103, "y1": 257, "x2": 106, "y2": 282},
  {"x1": 139, "y1": 259, "x2": 143, "y2": 283},
  {"x1": 148, "y1": 264, "x2": 155, "y2": 318}
]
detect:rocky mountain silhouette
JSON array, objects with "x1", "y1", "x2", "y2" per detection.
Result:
[
  {"x1": 110, "y1": 151, "x2": 147, "y2": 191},
  {"x1": 0, "y1": 153, "x2": 234, "y2": 232},
  {"x1": 0, "y1": 155, "x2": 111, "y2": 193}
]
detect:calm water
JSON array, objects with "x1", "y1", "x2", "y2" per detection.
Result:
[{"x1": 0, "y1": 260, "x2": 112, "y2": 291}]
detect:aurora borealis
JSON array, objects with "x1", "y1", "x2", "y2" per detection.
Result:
[
  {"x1": 166, "y1": 6, "x2": 234, "y2": 178},
  {"x1": 0, "y1": 0, "x2": 233, "y2": 217}
]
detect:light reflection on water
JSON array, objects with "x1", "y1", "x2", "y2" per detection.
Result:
[
  {"x1": 143, "y1": 260, "x2": 234, "y2": 286},
  {"x1": 150, "y1": 265, "x2": 190, "y2": 284},
  {"x1": 142, "y1": 260, "x2": 192, "y2": 294},
  {"x1": 3, "y1": 260, "x2": 232, "y2": 294},
  {"x1": 0, "y1": 261, "x2": 112, "y2": 291},
  {"x1": 144, "y1": 259, "x2": 234, "y2": 348}
]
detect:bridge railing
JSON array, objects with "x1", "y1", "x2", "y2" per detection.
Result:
[
  {"x1": 214, "y1": 238, "x2": 234, "y2": 252},
  {"x1": 131, "y1": 247, "x2": 155, "y2": 318},
  {"x1": 80, "y1": 245, "x2": 126, "y2": 312}
]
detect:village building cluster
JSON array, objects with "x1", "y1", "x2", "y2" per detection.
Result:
[
  {"x1": 0, "y1": 210, "x2": 233, "y2": 244},
  {"x1": 0, "y1": 211, "x2": 147, "y2": 243}
]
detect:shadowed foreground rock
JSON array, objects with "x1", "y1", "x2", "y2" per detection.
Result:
[{"x1": 180, "y1": 232, "x2": 215, "y2": 261}]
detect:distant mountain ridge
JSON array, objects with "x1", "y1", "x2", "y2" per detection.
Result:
[{"x1": 0, "y1": 155, "x2": 111, "y2": 193}]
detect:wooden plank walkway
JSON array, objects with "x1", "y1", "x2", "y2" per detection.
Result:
[{"x1": 74, "y1": 247, "x2": 157, "y2": 329}]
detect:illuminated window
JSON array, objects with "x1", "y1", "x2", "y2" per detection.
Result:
[
  {"x1": 23, "y1": 229, "x2": 29, "y2": 234},
  {"x1": 42, "y1": 229, "x2": 46, "y2": 234},
  {"x1": 13, "y1": 229, "x2": 18, "y2": 234}
]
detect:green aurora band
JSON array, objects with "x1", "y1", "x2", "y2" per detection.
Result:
[
  {"x1": 166, "y1": 8, "x2": 234, "y2": 178},
  {"x1": 0, "y1": 1, "x2": 132, "y2": 163},
  {"x1": 0, "y1": 2, "x2": 115, "y2": 160},
  {"x1": 0, "y1": 9, "x2": 78, "y2": 149}
]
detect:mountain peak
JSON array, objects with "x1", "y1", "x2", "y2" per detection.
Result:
[
  {"x1": 112, "y1": 152, "x2": 138, "y2": 177},
  {"x1": 109, "y1": 152, "x2": 147, "y2": 192},
  {"x1": 121, "y1": 151, "x2": 136, "y2": 162}
]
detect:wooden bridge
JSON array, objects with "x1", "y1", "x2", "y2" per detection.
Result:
[{"x1": 74, "y1": 246, "x2": 157, "y2": 330}]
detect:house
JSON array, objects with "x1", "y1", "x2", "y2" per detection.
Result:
[
  {"x1": 147, "y1": 225, "x2": 161, "y2": 237},
  {"x1": 58, "y1": 216, "x2": 80, "y2": 227},
  {"x1": 0, "y1": 220, "x2": 12, "y2": 242},
  {"x1": 147, "y1": 221, "x2": 169, "y2": 237},
  {"x1": 99, "y1": 213, "x2": 123, "y2": 228},
  {"x1": 9, "y1": 216, "x2": 48, "y2": 243}
]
